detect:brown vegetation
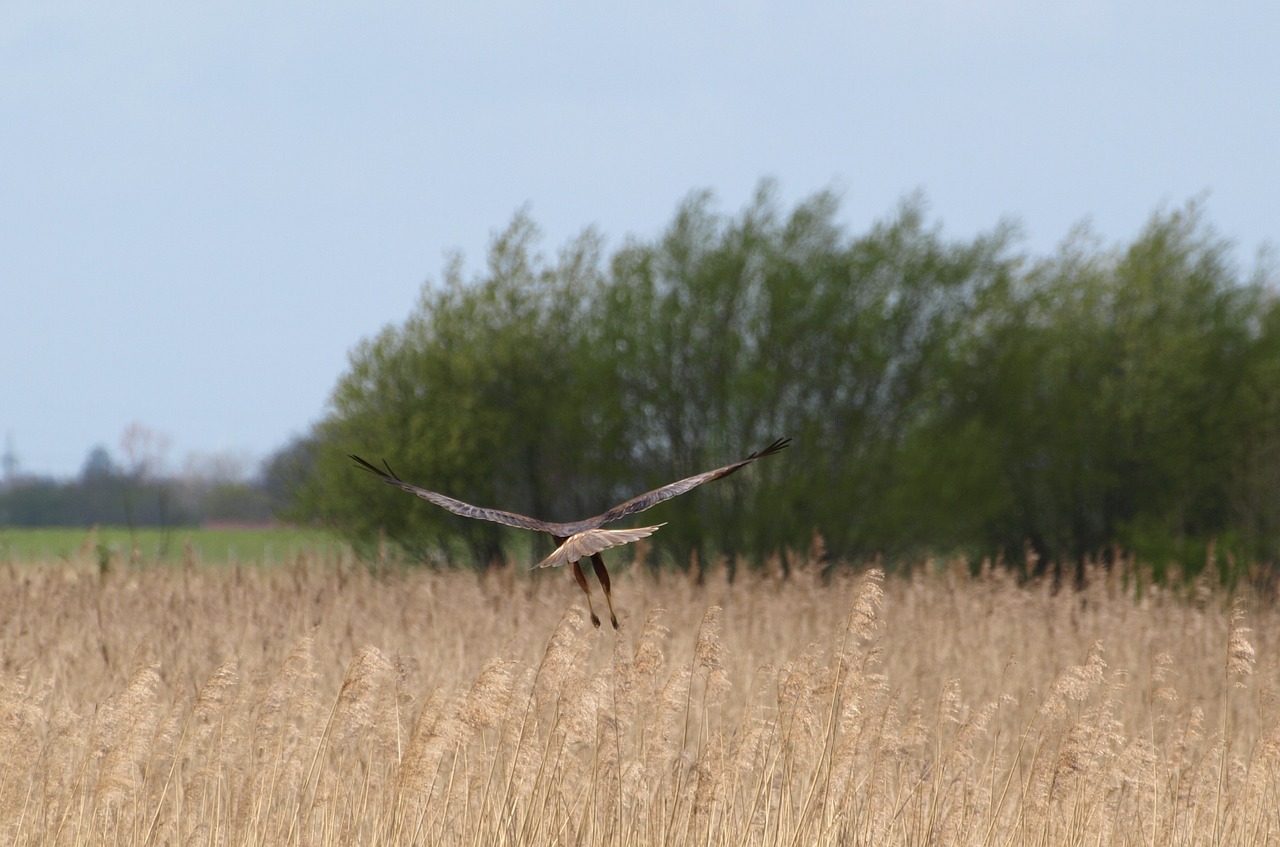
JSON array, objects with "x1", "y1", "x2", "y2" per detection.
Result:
[{"x1": 1, "y1": 550, "x2": 1278, "y2": 845}]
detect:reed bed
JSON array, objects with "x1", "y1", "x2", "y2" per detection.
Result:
[{"x1": 1, "y1": 550, "x2": 1278, "y2": 846}]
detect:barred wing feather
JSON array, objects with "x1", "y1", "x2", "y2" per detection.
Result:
[
  {"x1": 348, "y1": 454, "x2": 557, "y2": 533},
  {"x1": 351, "y1": 437, "x2": 790, "y2": 534},
  {"x1": 594, "y1": 437, "x2": 790, "y2": 526}
]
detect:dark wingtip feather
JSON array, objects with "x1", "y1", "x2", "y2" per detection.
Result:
[
  {"x1": 350, "y1": 454, "x2": 401, "y2": 481},
  {"x1": 750, "y1": 437, "x2": 792, "y2": 460}
]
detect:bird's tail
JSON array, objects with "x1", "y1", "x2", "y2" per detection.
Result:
[{"x1": 532, "y1": 525, "x2": 666, "y2": 570}]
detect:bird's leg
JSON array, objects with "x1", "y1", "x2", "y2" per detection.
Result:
[
  {"x1": 590, "y1": 553, "x2": 619, "y2": 630},
  {"x1": 572, "y1": 560, "x2": 602, "y2": 628}
]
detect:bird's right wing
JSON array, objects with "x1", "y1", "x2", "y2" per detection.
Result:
[
  {"x1": 350, "y1": 455, "x2": 556, "y2": 533},
  {"x1": 532, "y1": 525, "x2": 665, "y2": 570},
  {"x1": 593, "y1": 437, "x2": 791, "y2": 525}
]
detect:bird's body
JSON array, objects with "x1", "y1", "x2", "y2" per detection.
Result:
[{"x1": 352, "y1": 437, "x2": 789, "y2": 628}]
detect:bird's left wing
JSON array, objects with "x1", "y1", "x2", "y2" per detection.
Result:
[
  {"x1": 350, "y1": 455, "x2": 558, "y2": 533},
  {"x1": 532, "y1": 525, "x2": 665, "y2": 570}
]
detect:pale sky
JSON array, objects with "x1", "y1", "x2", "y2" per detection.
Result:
[{"x1": 2, "y1": 1, "x2": 1277, "y2": 479}]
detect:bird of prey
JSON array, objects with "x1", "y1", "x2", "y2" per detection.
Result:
[{"x1": 351, "y1": 437, "x2": 790, "y2": 629}]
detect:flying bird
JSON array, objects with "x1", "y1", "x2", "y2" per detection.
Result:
[{"x1": 351, "y1": 437, "x2": 790, "y2": 629}]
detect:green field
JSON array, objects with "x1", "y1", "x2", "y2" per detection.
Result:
[{"x1": 0, "y1": 524, "x2": 347, "y2": 565}]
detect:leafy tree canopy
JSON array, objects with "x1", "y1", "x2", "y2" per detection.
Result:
[{"x1": 294, "y1": 184, "x2": 1280, "y2": 578}]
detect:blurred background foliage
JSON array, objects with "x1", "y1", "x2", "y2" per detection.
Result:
[{"x1": 283, "y1": 182, "x2": 1279, "y2": 579}]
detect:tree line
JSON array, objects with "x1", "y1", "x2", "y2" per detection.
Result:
[
  {"x1": 293, "y1": 183, "x2": 1280, "y2": 578},
  {"x1": 0, "y1": 442, "x2": 292, "y2": 528}
]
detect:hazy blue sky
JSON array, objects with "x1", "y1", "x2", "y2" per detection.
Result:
[{"x1": 3, "y1": 1, "x2": 1276, "y2": 479}]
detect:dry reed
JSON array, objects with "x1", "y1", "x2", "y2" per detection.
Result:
[{"x1": 1, "y1": 548, "x2": 1278, "y2": 846}]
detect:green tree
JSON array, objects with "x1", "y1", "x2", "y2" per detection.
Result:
[
  {"x1": 916, "y1": 202, "x2": 1274, "y2": 573},
  {"x1": 301, "y1": 184, "x2": 1018, "y2": 567},
  {"x1": 299, "y1": 213, "x2": 610, "y2": 564},
  {"x1": 1228, "y1": 291, "x2": 1280, "y2": 559},
  {"x1": 595, "y1": 184, "x2": 1015, "y2": 560},
  {"x1": 298, "y1": 186, "x2": 1275, "y2": 579}
]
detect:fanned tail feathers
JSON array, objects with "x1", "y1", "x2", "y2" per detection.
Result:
[{"x1": 533, "y1": 525, "x2": 666, "y2": 570}]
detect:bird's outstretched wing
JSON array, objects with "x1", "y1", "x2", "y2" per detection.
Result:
[
  {"x1": 592, "y1": 437, "x2": 791, "y2": 526},
  {"x1": 532, "y1": 525, "x2": 665, "y2": 570},
  {"x1": 350, "y1": 454, "x2": 558, "y2": 533}
]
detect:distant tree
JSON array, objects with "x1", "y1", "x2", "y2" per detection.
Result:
[
  {"x1": 75, "y1": 444, "x2": 128, "y2": 525},
  {"x1": 0, "y1": 438, "x2": 269, "y2": 528},
  {"x1": 1, "y1": 434, "x2": 17, "y2": 487},
  {"x1": 119, "y1": 422, "x2": 171, "y2": 480},
  {"x1": 80, "y1": 445, "x2": 119, "y2": 481},
  {"x1": 116, "y1": 423, "x2": 177, "y2": 550},
  {"x1": 182, "y1": 450, "x2": 251, "y2": 484},
  {"x1": 198, "y1": 483, "x2": 273, "y2": 523},
  {"x1": 0, "y1": 477, "x2": 61, "y2": 525},
  {"x1": 171, "y1": 449, "x2": 272, "y2": 524},
  {"x1": 262, "y1": 434, "x2": 320, "y2": 518}
]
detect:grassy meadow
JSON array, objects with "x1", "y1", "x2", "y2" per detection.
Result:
[
  {"x1": 0, "y1": 525, "x2": 345, "y2": 566},
  {"x1": 1, "y1": 540, "x2": 1279, "y2": 846}
]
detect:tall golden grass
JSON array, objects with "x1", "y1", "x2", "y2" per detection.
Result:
[{"x1": 1, "y1": 549, "x2": 1278, "y2": 846}]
